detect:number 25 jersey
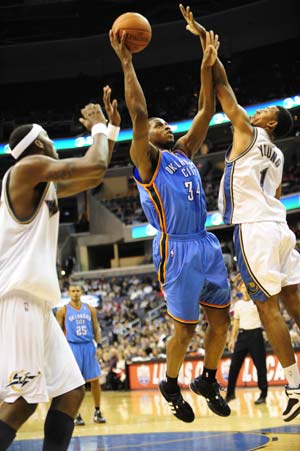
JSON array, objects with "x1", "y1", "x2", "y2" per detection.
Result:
[
  {"x1": 133, "y1": 149, "x2": 207, "y2": 234},
  {"x1": 218, "y1": 127, "x2": 286, "y2": 225}
]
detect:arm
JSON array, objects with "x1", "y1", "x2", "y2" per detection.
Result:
[
  {"x1": 109, "y1": 30, "x2": 158, "y2": 182},
  {"x1": 14, "y1": 103, "x2": 110, "y2": 198},
  {"x1": 91, "y1": 306, "x2": 102, "y2": 360},
  {"x1": 179, "y1": 5, "x2": 252, "y2": 135},
  {"x1": 103, "y1": 84, "x2": 121, "y2": 160},
  {"x1": 56, "y1": 306, "x2": 66, "y2": 332},
  {"x1": 228, "y1": 318, "x2": 240, "y2": 352},
  {"x1": 275, "y1": 184, "x2": 282, "y2": 199},
  {"x1": 176, "y1": 31, "x2": 218, "y2": 159}
]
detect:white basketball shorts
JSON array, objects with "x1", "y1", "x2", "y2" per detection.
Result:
[
  {"x1": 0, "y1": 292, "x2": 85, "y2": 403},
  {"x1": 234, "y1": 221, "x2": 300, "y2": 301}
]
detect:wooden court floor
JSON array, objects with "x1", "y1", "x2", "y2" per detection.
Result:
[{"x1": 11, "y1": 386, "x2": 300, "y2": 450}]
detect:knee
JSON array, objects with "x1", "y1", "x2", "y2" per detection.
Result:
[
  {"x1": 209, "y1": 311, "x2": 231, "y2": 334},
  {"x1": 173, "y1": 326, "x2": 195, "y2": 346}
]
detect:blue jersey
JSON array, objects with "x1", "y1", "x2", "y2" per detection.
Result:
[
  {"x1": 133, "y1": 150, "x2": 207, "y2": 234},
  {"x1": 65, "y1": 302, "x2": 94, "y2": 343}
]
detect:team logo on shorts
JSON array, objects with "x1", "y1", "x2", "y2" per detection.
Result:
[
  {"x1": 6, "y1": 370, "x2": 41, "y2": 392},
  {"x1": 247, "y1": 281, "x2": 259, "y2": 295}
]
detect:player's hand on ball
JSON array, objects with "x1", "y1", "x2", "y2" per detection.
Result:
[
  {"x1": 103, "y1": 85, "x2": 121, "y2": 127},
  {"x1": 109, "y1": 30, "x2": 132, "y2": 62},
  {"x1": 79, "y1": 103, "x2": 107, "y2": 131}
]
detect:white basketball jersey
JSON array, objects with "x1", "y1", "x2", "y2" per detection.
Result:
[
  {"x1": 0, "y1": 169, "x2": 61, "y2": 306},
  {"x1": 218, "y1": 127, "x2": 286, "y2": 224}
]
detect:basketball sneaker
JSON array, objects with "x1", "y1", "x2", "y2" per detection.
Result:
[
  {"x1": 159, "y1": 380, "x2": 195, "y2": 423},
  {"x1": 283, "y1": 385, "x2": 300, "y2": 422},
  {"x1": 74, "y1": 413, "x2": 85, "y2": 426},
  {"x1": 93, "y1": 409, "x2": 106, "y2": 423},
  {"x1": 190, "y1": 377, "x2": 231, "y2": 417}
]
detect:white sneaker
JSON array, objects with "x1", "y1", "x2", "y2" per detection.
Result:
[{"x1": 283, "y1": 385, "x2": 300, "y2": 422}]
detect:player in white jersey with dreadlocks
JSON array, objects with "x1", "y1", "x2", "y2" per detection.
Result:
[{"x1": 0, "y1": 86, "x2": 120, "y2": 450}]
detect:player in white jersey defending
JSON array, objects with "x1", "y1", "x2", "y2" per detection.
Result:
[
  {"x1": 180, "y1": 4, "x2": 300, "y2": 422},
  {"x1": 0, "y1": 86, "x2": 120, "y2": 451}
]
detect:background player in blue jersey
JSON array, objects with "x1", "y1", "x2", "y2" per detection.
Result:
[
  {"x1": 179, "y1": 4, "x2": 300, "y2": 422},
  {"x1": 56, "y1": 285, "x2": 106, "y2": 425},
  {"x1": 110, "y1": 26, "x2": 231, "y2": 422}
]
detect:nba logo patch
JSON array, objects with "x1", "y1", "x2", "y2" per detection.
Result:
[{"x1": 170, "y1": 249, "x2": 175, "y2": 257}]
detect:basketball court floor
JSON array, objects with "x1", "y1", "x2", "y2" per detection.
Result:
[{"x1": 10, "y1": 386, "x2": 300, "y2": 450}]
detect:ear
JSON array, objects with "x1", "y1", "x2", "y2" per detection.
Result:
[
  {"x1": 266, "y1": 119, "x2": 278, "y2": 132},
  {"x1": 34, "y1": 138, "x2": 44, "y2": 149}
]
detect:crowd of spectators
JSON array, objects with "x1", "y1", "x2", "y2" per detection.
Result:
[
  {"x1": 1, "y1": 38, "x2": 299, "y2": 144},
  {"x1": 62, "y1": 268, "x2": 300, "y2": 389}
]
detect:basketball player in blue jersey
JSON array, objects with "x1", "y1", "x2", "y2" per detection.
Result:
[
  {"x1": 0, "y1": 86, "x2": 120, "y2": 451},
  {"x1": 110, "y1": 29, "x2": 231, "y2": 422},
  {"x1": 180, "y1": 4, "x2": 300, "y2": 422},
  {"x1": 56, "y1": 285, "x2": 106, "y2": 426}
]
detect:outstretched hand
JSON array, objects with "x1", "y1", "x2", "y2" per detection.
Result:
[
  {"x1": 202, "y1": 31, "x2": 220, "y2": 67},
  {"x1": 79, "y1": 103, "x2": 106, "y2": 131},
  {"x1": 109, "y1": 30, "x2": 132, "y2": 63},
  {"x1": 103, "y1": 85, "x2": 121, "y2": 126},
  {"x1": 179, "y1": 4, "x2": 207, "y2": 37}
]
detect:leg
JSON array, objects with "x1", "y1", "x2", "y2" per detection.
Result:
[
  {"x1": 159, "y1": 319, "x2": 196, "y2": 423},
  {"x1": 0, "y1": 398, "x2": 37, "y2": 450},
  {"x1": 90, "y1": 379, "x2": 106, "y2": 423},
  {"x1": 202, "y1": 306, "x2": 231, "y2": 370},
  {"x1": 166, "y1": 320, "x2": 196, "y2": 378},
  {"x1": 226, "y1": 339, "x2": 248, "y2": 399},
  {"x1": 255, "y1": 295, "x2": 296, "y2": 368},
  {"x1": 255, "y1": 295, "x2": 300, "y2": 421},
  {"x1": 43, "y1": 385, "x2": 85, "y2": 451},
  {"x1": 281, "y1": 284, "x2": 300, "y2": 328},
  {"x1": 248, "y1": 329, "x2": 268, "y2": 401},
  {"x1": 190, "y1": 306, "x2": 231, "y2": 417}
]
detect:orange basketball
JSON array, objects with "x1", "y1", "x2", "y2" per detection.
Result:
[{"x1": 112, "y1": 12, "x2": 152, "y2": 53}]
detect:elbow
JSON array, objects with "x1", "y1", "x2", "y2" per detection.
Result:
[{"x1": 131, "y1": 105, "x2": 148, "y2": 123}]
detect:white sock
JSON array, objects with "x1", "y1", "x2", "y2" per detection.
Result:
[{"x1": 283, "y1": 363, "x2": 300, "y2": 388}]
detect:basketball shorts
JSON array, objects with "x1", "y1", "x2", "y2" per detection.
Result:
[
  {"x1": 69, "y1": 341, "x2": 101, "y2": 382},
  {"x1": 153, "y1": 231, "x2": 230, "y2": 323},
  {"x1": 234, "y1": 222, "x2": 300, "y2": 302},
  {"x1": 0, "y1": 292, "x2": 85, "y2": 403}
]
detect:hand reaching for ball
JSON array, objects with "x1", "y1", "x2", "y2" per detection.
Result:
[{"x1": 109, "y1": 29, "x2": 133, "y2": 62}]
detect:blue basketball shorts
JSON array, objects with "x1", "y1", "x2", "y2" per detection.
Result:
[
  {"x1": 69, "y1": 341, "x2": 101, "y2": 382},
  {"x1": 153, "y1": 230, "x2": 230, "y2": 323}
]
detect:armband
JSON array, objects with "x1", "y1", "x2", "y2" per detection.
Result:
[
  {"x1": 107, "y1": 123, "x2": 120, "y2": 141},
  {"x1": 91, "y1": 123, "x2": 108, "y2": 138}
]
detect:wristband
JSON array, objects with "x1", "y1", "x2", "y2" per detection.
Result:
[
  {"x1": 107, "y1": 123, "x2": 120, "y2": 141},
  {"x1": 91, "y1": 123, "x2": 108, "y2": 138},
  {"x1": 97, "y1": 343, "x2": 103, "y2": 349}
]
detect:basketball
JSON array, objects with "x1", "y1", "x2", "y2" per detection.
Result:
[{"x1": 112, "y1": 12, "x2": 152, "y2": 53}]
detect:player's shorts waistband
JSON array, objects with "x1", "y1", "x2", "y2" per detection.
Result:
[{"x1": 159, "y1": 230, "x2": 207, "y2": 241}]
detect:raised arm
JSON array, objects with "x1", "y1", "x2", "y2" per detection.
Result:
[
  {"x1": 12, "y1": 102, "x2": 110, "y2": 199},
  {"x1": 179, "y1": 4, "x2": 252, "y2": 136},
  {"x1": 109, "y1": 30, "x2": 158, "y2": 182},
  {"x1": 176, "y1": 31, "x2": 218, "y2": 159}
]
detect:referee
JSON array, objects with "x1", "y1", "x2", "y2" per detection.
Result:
[{"x1": 225, "y1": 276, "x2": 268, "y2": 404}]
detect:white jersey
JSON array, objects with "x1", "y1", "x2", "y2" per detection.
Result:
[
  {"x1": 218, "y1": 127, "x2": 286, "y2": 224},
  {"x1": 0, "y1": 168, "x2": 61, "y2": 307},
  {"x1": 233, "y1": 299, "x2": 262, "y2": 330}
]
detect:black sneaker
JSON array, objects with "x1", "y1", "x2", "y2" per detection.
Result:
[
  {"x1": 190, "y1": 377, "x2": 231, "y2": 417},
  {"x1": 159, "y1": 380, "x2": 195, "y2": 423},
  {"x1": 74, "y1": 413, "x2": 85, "y2": 426},
  {"x1": 283, "y1": 385, "x2": 300, "y2": 422},
  {"x1": 93, "y1": 410, "x2": 106, "y2": 423},
  {"x1": 254, "y1": 395, "x2": 266, "y2": 405}
]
